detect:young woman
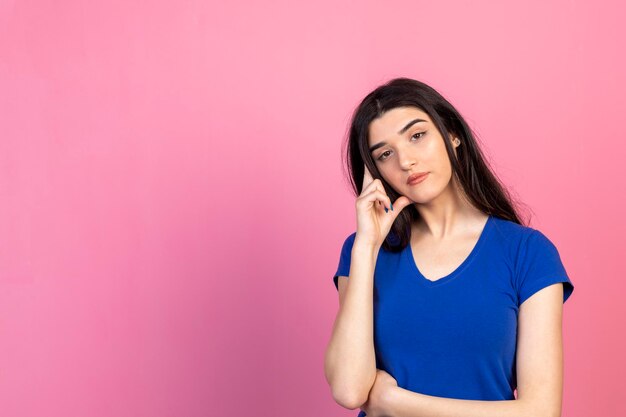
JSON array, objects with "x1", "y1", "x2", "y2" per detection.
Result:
[{"x1": 323, "y1": 78, "x2": 574, "y2": 417}]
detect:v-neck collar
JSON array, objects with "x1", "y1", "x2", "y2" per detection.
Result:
[{"x1": 404, "y1": 214, "x2": 493, "y2": 287}]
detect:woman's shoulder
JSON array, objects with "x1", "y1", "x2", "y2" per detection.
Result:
[
  {"x1": 489, "y1": 215, "x2": 536, "y2": 242},
  {"x1": 489, "y1": 215, "x2": 564, "y2": 265}
]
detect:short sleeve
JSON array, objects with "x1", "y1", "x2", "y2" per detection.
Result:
[
  {"x1": 516, "y1": 229, "x2": 574, "y2": 306},
  {"x1": 332, "y1": 232, "x2": 357, "y2": 291}
]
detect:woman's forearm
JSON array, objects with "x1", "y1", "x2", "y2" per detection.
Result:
[
  {"x1": 388, "y1": 386, "x2": 534, "y2": 417},
  {"x1": 324, "y1": 240, "x2": 379, "y2": 409}
]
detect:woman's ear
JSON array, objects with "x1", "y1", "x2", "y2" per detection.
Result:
[{"x1": 447, "y1": 132, "x2": 460, "y2": 147}]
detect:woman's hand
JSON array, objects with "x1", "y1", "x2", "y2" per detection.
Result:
[
  {"x1": 360, "y1": 369, "x2": 398, "y2": 417},
  {"x1": 355, "y1": 165, "x2": 412, "y2": 248}
]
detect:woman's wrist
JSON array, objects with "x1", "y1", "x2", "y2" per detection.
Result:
[
  {"x1": 353, "y1": 237, "x2": 381, "y2": 253},
  {"x1": 382, "y1": 385, "x2": 400, "y2": 415}
]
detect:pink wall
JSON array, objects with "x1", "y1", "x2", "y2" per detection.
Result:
[{"x1": 0, "y1": 1, "x2": 623, "y2": 416}]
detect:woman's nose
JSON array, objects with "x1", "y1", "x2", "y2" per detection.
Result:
[{"x1": 398, "y1": 151, "x2": 416, "y2": 169}]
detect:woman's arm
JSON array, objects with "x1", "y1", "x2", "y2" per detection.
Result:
[
  {"x1": 387, "y1": 389, "x2": 531, "y2": 417},
  {"x1": 385, "y1": 283, "x2": 565, "y2": 417},
  {"x1": 324, "y1": 239, "x2": 380, "y2": 410}
]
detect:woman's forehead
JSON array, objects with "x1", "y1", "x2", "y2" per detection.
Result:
[{"x1": 369, "y1": 107, "x2": 432, "y2": 139}]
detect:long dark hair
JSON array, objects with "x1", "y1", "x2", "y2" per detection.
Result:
[{"x1": 342, "y1": 77, "x2": 530, "y2": 252}]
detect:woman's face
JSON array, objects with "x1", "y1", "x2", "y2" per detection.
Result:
[{"x1": 367, "y1": 106, "x2": 460, "y2": 205}]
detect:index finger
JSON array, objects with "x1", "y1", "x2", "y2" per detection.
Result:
[{"x1": 363, "y1": 164, "x2": 374, "y2": 189}]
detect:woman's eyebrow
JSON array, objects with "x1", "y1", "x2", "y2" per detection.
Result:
[{"x1": 369, "y1": 118, "x2": 427, "y2": 153}]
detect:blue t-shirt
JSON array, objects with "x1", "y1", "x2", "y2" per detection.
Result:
[{"x1": 332, "y1": 215, "x2": 574, "y2": 416}]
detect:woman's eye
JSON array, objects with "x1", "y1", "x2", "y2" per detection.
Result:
[
  {"x1": 411, "y1": 131, "x2": 426, "y2": 140},
  {"x1": 377, "y1": 132, "x2": 426, "y2": 162}
]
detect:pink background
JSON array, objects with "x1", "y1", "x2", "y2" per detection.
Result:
[{"x1": 0, "y1": 1, "x2": 623, "y2": 416}]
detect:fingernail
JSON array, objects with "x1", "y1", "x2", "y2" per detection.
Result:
[
  {"x1": 384, "y1": 207, "x2": 388, "y2": 213},
  {"x1": 390, "y1": 203, "x2": 394, "y2": 211}
]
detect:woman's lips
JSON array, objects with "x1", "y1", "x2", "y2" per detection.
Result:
[{"x1": 407, "y1": 173, "x2": 429, "y2": 185}]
